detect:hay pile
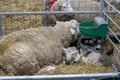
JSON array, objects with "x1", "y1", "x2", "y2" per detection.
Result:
[{"x1": 40, "y1": 54, "x2": 114, "y2": 75}]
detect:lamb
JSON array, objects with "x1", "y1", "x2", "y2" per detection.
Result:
[
  {"x1": 48, "y1": 0, "x2": 101, "y2": 25},
  {"x1": 63, "y1": 47, "x2": 81, "y2": 65},
  {"x1": 80, "y1": 44, "x2": 102, "y2": 64},
  {"x1": 0, "y1": 20, "x2": 80, "y2": 75},
  {"x1": 82, "y1": 51, "x2": 102, "y2": 64},
  {"x1": 36, "y1": 46, "x2": 81, "y2": 75}
]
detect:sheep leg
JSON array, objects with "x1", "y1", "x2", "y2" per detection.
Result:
[{"x1": 36, "y1": 66, "x2": 56, "y2": 75}]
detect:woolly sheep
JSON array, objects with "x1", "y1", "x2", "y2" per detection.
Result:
[
  {"x1": 0, "y1": 20, "x2": 79, "y2": 75},
  {"x1": 49, "y1": 0, "x2": 101, "y2": 25}
]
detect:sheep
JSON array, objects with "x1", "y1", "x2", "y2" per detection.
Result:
[
  {"x1": 81, "y1": 51, "x2": 102, "y2": 64},
  {"x1": 80, "y1": 44, "x2": 102, "y2": 64},
  {"x1": 48, "y1": 0, "x2": 101, "y2": 25},
  {"x1": 37, "y1": 46, "x2": 81, "y2": 74},
  {"x1": 0, "y1": 20, "x2": 80, "y2": 75},
  {"x1": 63, "y1": 46, "x2": 81, "y2": 65}
]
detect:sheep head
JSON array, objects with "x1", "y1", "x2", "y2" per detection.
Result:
[
  {"x1": 55, "y1": 20, "x2": 80, "y2": 45},
  {"x1": 55, "y1": 20, "x2": 79, "y2": 34},
  {"x1": 50, "y1": 0, "x2": 75, "y2": 21}
]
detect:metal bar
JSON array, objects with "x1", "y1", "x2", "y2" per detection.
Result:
[
  {"x1": 113, "y1": 54, "x2": 120, "y2": 65},
  {"x1": 108, "y1": 27, "x2": 120, "y2": 43},
  {"x1": 101, "y1": 0, "x2": 105, "y2": 17},
  {"x1": 43, "y1": 0, "x2": 50, "y2": 26},
  {"x1": 104, "y1": 0, "x2": 120, "y2": 14},
  {"x1": 0, "y1": 11, "x2": 118, "y2": 16},
  {"x1": 107, "y1": 36, "x2": 120, "y2": 66},
  {"x1": 0, "y1": 73, "x2": 119, "y2": 80},
  {"x1": 44, "y1": 0, "x2": 50, "y2": 10},
  {"x1": 107, "y1": 35, "x2": 120, "y2": 55},
  {"x1": 103, "y1": 11, "x2": 120, "y2": 31},
  {"x1": 105, "y1": 53, "x2": 119, "y2": 73},
  {"x1": 0, "y1": 15, "x2": 2, "y2": 38},
  {"x1": 103, "y1": 1, "x2": 120, "y2": 66},
  {"x1": 0, "y1": 11, "x2": 101, "y2": 15}
]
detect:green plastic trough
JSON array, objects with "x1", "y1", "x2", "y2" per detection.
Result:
[{"x1": 79, "y1": 20, "x2": 108, "y2": 38}]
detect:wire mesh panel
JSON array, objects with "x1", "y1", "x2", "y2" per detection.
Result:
[
  {"x1": 0, "y1": 0, "x2": 44, "y2": 35},
  {"x1": 2, "y1": 15, "x2": 42, "y2": 35},
  {"x1": 44, "y1": 0, "x2": 101, "y2": 26},
  {"x1": 0, "y1": 0, "x2": 43, "y2": 12}
]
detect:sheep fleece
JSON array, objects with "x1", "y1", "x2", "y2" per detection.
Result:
[{"x1": 0, "y1": 21, "x2": 78, "y2": 75}]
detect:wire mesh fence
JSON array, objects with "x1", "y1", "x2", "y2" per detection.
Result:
[
  {"x1": 0, "y1": 0, "x2": 119, "y2": 35},
  {"x1": 0, "y1": 0, "x2": 44, "y2": 35},
  {"x1": 0, "y1": 0, "x2": 102, "y2": 35},
  {"x1": 1, "y1": 15, "x2": 42, "y2": 35},
  {"x1": 0, "y1": 0, "x2": 44, "y2": 12}
]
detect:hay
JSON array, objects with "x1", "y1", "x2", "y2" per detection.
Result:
[{"x1": 41, "y1": 57, "x2": 113, "y2": 75}]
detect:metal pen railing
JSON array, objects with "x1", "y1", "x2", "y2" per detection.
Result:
[{"x1": 0, "y1": 0, "x2": 119, "y2": 79}]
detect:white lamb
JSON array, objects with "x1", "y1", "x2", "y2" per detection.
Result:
[
  {"x1": 82, "y1": 51, "x2": 102, "y2": 64},
  {"x1": 63, "y1": 47, "x2": 81, "y2": 65},
  {"x1": 80, "y1": 44, "x2": 102, "y2": 64}
]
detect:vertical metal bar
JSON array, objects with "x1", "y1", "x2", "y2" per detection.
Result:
[
  {"x1": 101, "y1": 0, "x2": 105, "y2": 17},
  {"x1": 42, "y1": 0, "x2": 50, "y2": 26},
  {"x1": 0, "y1": 15, "x2": 2, "y2": 38}
]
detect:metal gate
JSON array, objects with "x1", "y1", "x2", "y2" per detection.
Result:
[{"x1": 0, "y1": 0, "x2": 120, "y2": 79}]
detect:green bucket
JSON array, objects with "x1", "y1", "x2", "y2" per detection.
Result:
[{"x1": 79, "y1": 20, "x2": 108, "y2": 38}]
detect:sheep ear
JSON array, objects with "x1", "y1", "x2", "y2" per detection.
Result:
[
  {"x1": 71, "y1": 23, "x2": 76, "y2": 28},
  {"x1": 70, "y1": 28, "x2": 75, "y2": 35}
]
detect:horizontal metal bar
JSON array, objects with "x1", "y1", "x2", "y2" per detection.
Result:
[
  {"x1": 0, "y1": 73, "x2": 119, "y2": 80},
  {"x1": 0, "y1": 11, "x2": 119, "y2": 16},
  {"x1": 0, "y1": 11, "x2": 101, "y2": 15}
]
